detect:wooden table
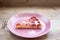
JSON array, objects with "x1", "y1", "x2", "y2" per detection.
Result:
[{"x1": 0, "y1": 7, "x2": 60, "y2": 40}]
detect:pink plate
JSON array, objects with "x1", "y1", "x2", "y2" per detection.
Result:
[{"x1": 7, "y1": 13, "x2": 50, "y2": 38}]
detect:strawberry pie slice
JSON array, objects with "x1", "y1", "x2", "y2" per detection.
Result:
[{"x1": 16, "y1": 16, "x2": 42, "y2": 29}]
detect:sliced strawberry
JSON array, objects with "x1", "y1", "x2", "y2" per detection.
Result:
[{"x1": 16, "y1": 23, "x2": 21, "y2": 26}]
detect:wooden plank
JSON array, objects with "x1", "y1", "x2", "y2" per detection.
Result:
[
  {"x1": 0, "y1": 7, "x2": 60, "y2": 40},
  {"x1": 0, "y1": 7, "x2": 60, "y2": 19}
]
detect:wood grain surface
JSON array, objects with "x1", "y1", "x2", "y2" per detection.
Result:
[{"x1": 0, "y1": 7, "x2": 60, "y2": 40}]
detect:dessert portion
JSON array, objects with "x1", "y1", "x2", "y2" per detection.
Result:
[{"x1": 16, "y1": 16, "x2": 42, "y2": 29}]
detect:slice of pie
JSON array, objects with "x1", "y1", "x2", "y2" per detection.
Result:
[{"x1": 16, "y1": 16, "x2": 42, "y2": 29}]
